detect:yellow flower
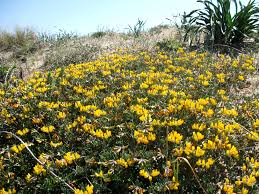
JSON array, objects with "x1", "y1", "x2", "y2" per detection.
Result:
[
  {"x1": 11, "y1": 143, "x2": 27, "y2": 154},
  {"x1": 140, "y1": 82, "x2": 149, "y2": 89},
  {"x1": 168, "y1": 119, "x2": 184, "y2": 126},
  {"x1": 223, "y1": 184, "x2": 234, "y2": 194},
  {"x1": 226, "y1": 145, "x2": 239, "y2": 158},
  {"x1": 74, "y1": 189, "x2": 84, "y2": 194},
  {"x1": 168, "y1": 131, "x2": 183, "y2": 144},
  {"x1": 216, "y1": 73, "x2": 225, "y2": 83},
  {"x1": 247, "y1": 131, "x2": 258, "y2": 141},
  {"x1": 235, "y1": 179, "x2": 242, "y2": 186},
  {"x1": 253, "y1": 119, "x2": 259, "y2": 128},
  {"x1": 203, "y1": 140, "x2": 216, "y2": 150},
  {"x1": 95, "y1": 170, "x2": 104, "y2": 178},
  {"x1": 168, "y1": 176, "x2": 180, "y2": 190},
  {"x1": 201, "y1": 80, "x2": 209, "y2": 86},
  {"x1": 139, "y1": 169, "x2": 149, "y2": 179},
  {"x1": 63, "y1": 152, "x2": 80, "y2": 164},
  {"x1": 193, "y1": 132, "x2": 204, "y2": 141},
  {"x1": 85, "y1": 185, "x2": 94, "y2": 194},
  {"x1": 55, "y1": 159, "x2": 68, "y2": 168},
  {"x1": 10, "y1": 145, "x2": 19, "y2": 154},
  {"x1": 93, "y1": 109, "x2": 107, "y2": 117},
  {"x1": 203, "y1": 109, "x2": 214, "y2": 117},
  {"x1": 246, "y1": 174, "x2": 256, "y2": 186},
  {"x1": 221, "y1": 107, "x2": 238, "y2": 117},
  {"x1": 16, "y1": 128, "x2": 29, "y2": 136},
  {"x1": 241, "y1": 187, "x2": 248, "y2": 194},
  {"x1": 50, "y1": 141, "x2": 63, "y2": 148},
  {"x1": 134, "y1": 130, "x2": 149, "y2": 144},
  {"x1": 242, "y1": 164, "x2": 247, "y2": 171},
  {"x1": 218, "y1": 89, "x2": 226, "y2": 95},
  {"x1": 238, "y1": 75, "x2": 245, "y2": 81},
  {"x1": 184, "y1": 142, "x2": 193, "y2": 155},
  {"x1": 40, "y1": 125, "x2": 55, "y2": 133},
  {"x1": 0, "y1": 188, "x2": 16, "y2": 194},
  {"x1": 25, "y1": 173, "x2": 32, "y2": 182},
  {"x1": 151, "y1": 169, "x2": 160, "y2": 177},
  {"x1": 57, "y1": 111, "x2": 66, "y2": 119},
  {"x1": 0, "y1": 89, "x2": 5, "y2": 96},
  {"x1": 33, "y1": 163, "x2": 46, "y2": 175},
  {"x1": 147, "y1": 132, "x2": 156, "y2": 141},
  {"x1": 192, "y1": 123, "x2": 206, "y2": 131},
  {"x1": 195, "y1": 146, "x2": 205, "y2": 157},
  {"x1": 116, "y1": 158, "x2": 128, "y2": 168},
  {"x1": 205, "y1": 158, "x2": 215, "y2": 169}
]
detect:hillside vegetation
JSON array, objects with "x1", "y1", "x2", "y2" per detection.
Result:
[{"x1": 0, "y1": 0, "x2": 259, "y2": 193}]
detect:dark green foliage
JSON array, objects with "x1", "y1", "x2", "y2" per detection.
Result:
[
  {"x1": 156, "y1": 39, "x2": 183, "y2": 51},
  {"x1": 0, "y1": 64, "x2": 8, "y2": 83},
  {"x1": 91, "y1": 31, "x2": 107, "y2": 38},
  {"x1": 185, "y1": 0, "x2": 259, "y2": 47}
]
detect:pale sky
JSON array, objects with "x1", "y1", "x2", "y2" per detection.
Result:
[{"x1": 0, "y1": 0, "x2": 252, "y2": 35}]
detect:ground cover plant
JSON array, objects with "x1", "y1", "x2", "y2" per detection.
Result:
[{"x1": 0, "y1": 48, "x2": 258, "y2": 193}]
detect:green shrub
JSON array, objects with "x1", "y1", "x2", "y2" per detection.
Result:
[
  {"x1": 0, "y1": 64, "x2": 8, "y2": 83},
  {"x1": 186, "y1": 0, "x2": 259, "y2": 48},
  {"x1": 44, "y1": 43, "x2": 98, "y2": 68},
  {"x1": 156, "y1": 39, "x2": 183, "y2": 51},
  {"x1": 91, "y1": 31, "x2": 107, "y2": 39},
  {"x1": 0, "y1": 28, "x2": 39, "y2": 53}
]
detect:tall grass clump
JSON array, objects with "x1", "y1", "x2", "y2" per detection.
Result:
[
  {"x1": 128, "y1": 19, "x2": 146, "y2": 38},
  {"x1": 38, "y1": 29, "x2": 78, "y2": 46},
  {"x1": 0, "y1": 48, "x2": 258, "y2": 193},
  {"x1": 0, "y1": 28, "x2": 39, "y2": 54}
]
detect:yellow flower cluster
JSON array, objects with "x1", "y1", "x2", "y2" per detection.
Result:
[
  {"x1": 11, "y1": 143, "x2": 28, "y2": 154},
  {"x1": 40, "y1": 125, "x2": 55, "y2": 133},
  {"x1": 196, "y1": 158, "x2": 215, "y2": 169},
  {"x1": 167, "y1": 131, "x2": 183, "y2": 144},
  {"x1": 168, "y1": 176, "x2": 180, "y2": 190},
  {"x1": 134, "y1": 130, "x2": 156, "y2": 144},
  {"x1": 139, "y1": 169, "x2": 160, "y2": 181},
  {"x1": 130, "y1": 104, "x2": 151, "y2": 122},
  {"x1": 0, "y1": 188, "x2": 16, "y2": 194},
  {"x1": 74, "y1": 185, "x2": 93, "y2": 194},
  {"x1": 0, "y1": 48, "x2": 257, "y2": 193},
  {"x1": 63, "y1": 152, "x2": 81, "y2": 165},
  {"x1": 16, "y1": 128, "x2": 29, "y2": 136},
  {"x1": 33, "y1": 163, "x2": 46, "y2": 175}
]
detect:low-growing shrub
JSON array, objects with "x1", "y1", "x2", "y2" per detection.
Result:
[
  {"x1": 0, "y1": 64, "x2": 9, "y2": 83},
  {"x1": 156, "y1": 39, "x2": 183, "y2": 51},
  {"x1": 0, "y1": 28, "x2": 39, "y2": 53},
  {"x1": 148, "y1": 25, "x2": 170, "y2": 35},
  {"x1": 91, "y1": 31, "x2": 107, "y2": 39},
  {"x1": 0, "y1": 48, "x2": 258, "y2": 193},
  {"x1": 44, "y1": 43, "x2": 99, "y2": 68}
]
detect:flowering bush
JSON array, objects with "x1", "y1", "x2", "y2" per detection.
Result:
[{"x1": 0, "y1": 48, "x2": 258, "y2": 193}]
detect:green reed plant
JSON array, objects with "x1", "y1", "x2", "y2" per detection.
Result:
[
  {"x1": 128, "y1": 19, "x2": 146, "y2": 38},
  {"x1": 185, "y1": 0, "x2": 259, "y2": 48}
]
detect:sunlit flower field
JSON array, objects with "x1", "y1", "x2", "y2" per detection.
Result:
[{"x1": 0, "y1": 48, "x2": 258, "y2": 193}]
